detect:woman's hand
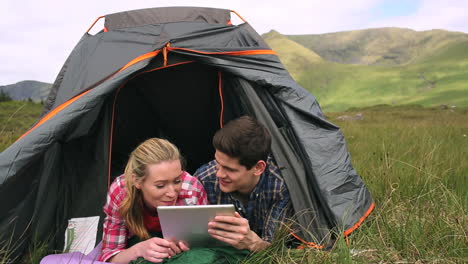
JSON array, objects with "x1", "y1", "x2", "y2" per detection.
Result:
[
  {"x1": 176, "y1": 240, "x2": 190, "y2": 252},
  {"x1": 108, "y1": 237, "x2": 189, "y2": 263},
  {"x1": 134, "y1": 237, "x2": 181, "y2": 263}
]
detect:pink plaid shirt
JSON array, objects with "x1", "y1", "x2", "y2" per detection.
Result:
[{"x1": 99, "y1": 172, "x2": 208, "y2": 262}]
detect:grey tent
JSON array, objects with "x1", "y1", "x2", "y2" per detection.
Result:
[{"x1": 0, "y1": 6, "x2": 374, "y2": 259}]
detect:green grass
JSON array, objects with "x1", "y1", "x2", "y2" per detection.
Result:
[
  {"x1": 326, "y1": 105, "x2": 467, "y2": 263},
  {"x1": 244, "y1": 105, "x2": 467, "y2": 263},
  {"x1": 1, "y1": 104, "x2": 467, "y2": 263},
  {"x1": 0, "y1": 101, "x2": 43, "y2": 152}
]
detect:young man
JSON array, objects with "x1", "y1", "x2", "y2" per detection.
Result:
[{"x1": 194, "y1": 116, "x2": 294, "y2": 252}]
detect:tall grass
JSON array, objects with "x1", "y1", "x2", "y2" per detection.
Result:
[
  {"x1": 244, "y1": 105, "x2": 467, "y2": 263},
  {"x1": 0, "y1": 101, "x2": 43, "y2": 152},
  {"x1": 326, "y1": 105, "x2": 467, "y2": 263}
]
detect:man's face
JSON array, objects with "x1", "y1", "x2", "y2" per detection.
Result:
[{"x1": 214, "y1": 150, "x2": 262, "y2": 195}]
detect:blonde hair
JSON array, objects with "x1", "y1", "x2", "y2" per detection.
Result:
[{"x1": 119, "y1": 138, "x2": 181, "y2": 240}]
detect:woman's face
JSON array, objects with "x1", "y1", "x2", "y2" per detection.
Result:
[{"x1": 134, "y1": 160, "x2": 183, "y2": 209}]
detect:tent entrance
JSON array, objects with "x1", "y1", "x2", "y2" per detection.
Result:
[{"x1": 110, "y1": 62, "x2": 227, "y2": 178}]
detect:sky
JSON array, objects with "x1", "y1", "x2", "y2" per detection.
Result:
[{"x1": 1, "y1": 0, "x2": 468, "y2": 86}]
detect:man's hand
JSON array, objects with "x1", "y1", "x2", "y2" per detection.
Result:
[{"x1": 207, "y1": 212, "x2": 270, "y2": 251}]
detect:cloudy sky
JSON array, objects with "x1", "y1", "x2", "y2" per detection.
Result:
[{"x1": 1, "y1": 0, "x2": 467, "y2": 85}]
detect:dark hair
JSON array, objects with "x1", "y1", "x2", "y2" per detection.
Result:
[{"x1": 213, "y1": 116, "x2": 271, "y2": 169}]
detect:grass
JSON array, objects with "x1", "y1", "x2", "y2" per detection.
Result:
[
  {"x1": 1, "y1": 104, "x2": 467, "y2": 263},
  {"x1": 0, "y1": 101, "x2": 43, "y2": 152},
  {"x1": 325, "y1": 105, "x2": 467, "y2": 263},
  {"x1": 246, "y1": 105, "x2": 467, "y2": 263}
]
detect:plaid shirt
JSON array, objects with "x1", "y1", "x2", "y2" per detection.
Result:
[
  {"x1": 194, "y1": 156, "x2": 293, "y2": 243},
  {"x1": 99, "y1": 172, "x2": 208, "y2": 262}
]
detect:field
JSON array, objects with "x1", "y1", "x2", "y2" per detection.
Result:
[
  {"x1": 1, "y1": 102, "x2": 467, "y2": 263},
  {"x1": 323, "y1": 105, "x2": 467, "y2": 263}
]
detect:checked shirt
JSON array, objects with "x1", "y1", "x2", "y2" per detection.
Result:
[
  {"x1": 99, "y1": 172, "x2": 208, "y2": 262},
  {"x1": 194, "y1": 156, "x2": 293, "y2": 243}
]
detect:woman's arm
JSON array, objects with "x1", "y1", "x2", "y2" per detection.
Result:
[{"x1": 100, "y1": 176, "x2": 129, "y2": 261}]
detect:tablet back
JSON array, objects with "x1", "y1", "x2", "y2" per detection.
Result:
[{"x1": 157, "y1": 204, "x2": 235, "y2": 247}]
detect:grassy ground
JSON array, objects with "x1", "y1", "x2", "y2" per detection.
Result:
[
  {"x1": 243, "y1": 105, "x2": 467, "y2": 263},
  {"x1": 323, "y1": 105, "x2": 467, "y2": 263},
  {"x1": 1, "y1": 103, "x2": 467, "y2": 263}
]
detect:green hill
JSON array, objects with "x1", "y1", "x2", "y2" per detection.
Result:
[
  {"x1": 286, "y1": 28, "x2": 468, "y2": 65},
  {"x1": 263, "y1": 28, "x2": 468, "y2": 112},
  {"x1": 262, "y1": 30, "x2": 323, "y2": 79}
]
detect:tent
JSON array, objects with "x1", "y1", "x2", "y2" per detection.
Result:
[{"x1": 0, "y1": 6, "x2": 374, "y2": 258}]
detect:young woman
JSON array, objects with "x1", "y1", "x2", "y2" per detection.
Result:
[{"x1": 99, "y1": 138, "x2": 208, "y2": 263}]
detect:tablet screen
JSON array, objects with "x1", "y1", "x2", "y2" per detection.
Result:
[{"x1": 157, "y1": 204, "x2": 235, "y2": 247}]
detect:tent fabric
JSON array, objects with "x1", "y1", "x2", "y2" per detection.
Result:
[
  {"x1": 104, "y1": 7, "x2": 231, "y2": 30},
  {"x1": 0, "y1": 6, "x2": 373, "y2": 259}
]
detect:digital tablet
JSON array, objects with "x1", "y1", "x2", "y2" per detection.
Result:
[{"x1": 157, "y1": 204, "x2": 235, "y2": 247}]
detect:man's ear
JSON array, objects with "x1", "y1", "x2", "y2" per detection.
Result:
[
  {"x1": 253, "y1": 160, "x2": 267, "y2": 176},
  {"x1": 132, "y1": 174, "x2": 142, "y2": 189}
]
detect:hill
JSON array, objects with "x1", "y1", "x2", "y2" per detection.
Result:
[
  {"x1": 262, "y1": 30, "x2": 323, "y2": 79},
  {"x1": 286, "y1": 27, "x2": 468, "y2": 65},
  {"x1": 263, "y1": 28, "x2": 468, "y2": 111},
  {"x1": 0, "y1": 80, "x2": 52, "y2": 102}
]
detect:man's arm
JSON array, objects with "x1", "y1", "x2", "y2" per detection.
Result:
[{"x1": 207, "y1": 212, "x2": 270, "y2": 252}]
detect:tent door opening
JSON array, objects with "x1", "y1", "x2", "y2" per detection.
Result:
[{"x1": 109, "y1": 62, "x2": 245, "y2": 179}]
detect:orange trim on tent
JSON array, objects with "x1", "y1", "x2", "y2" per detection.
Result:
[
  {"x1": 344, "y1": 202, "x2": 375, "y2": 237},
  {"x1": 293, "y1": 202, "x2": 375, "y2": 249},
  {"x1": 17, "y1": 50, "x2": 161, "y2": 146},
  {"x1": 167, "y1": 47, "x2": 276, "y2": 56},
  {"x1": 218, "y1": 71, "x2": 224, "y2": 128},
  {"x1": 226, "y1": 20, "x2": 232, "y2": 25},
  {"x1": 118, "y1": 50, "x2": 160, "y2": 73},
  {"x1": 87, "y1": 16, "x2": 105, "y2": 33},
  {"x1": 103, "y1": 27, "x2": 108, "y2": 32},
  {"x1": 163, "y1": 43, "x2": 171, "y2": 67},
  {"x1": 230, "y1": 10, "x2": 247, "y2": 23},
  {"x1": 19, "y1": 50, "x2": 161, "y2": 142},
  {"x1": 17, "y1": 89, "x2": 93, "y2": 141},
  {"x1": 291, "y1": 233, "x2": 324, "y2": 249},
  {"x1": 141, "y1": 61, "x2": 194, "y2": 75}
]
